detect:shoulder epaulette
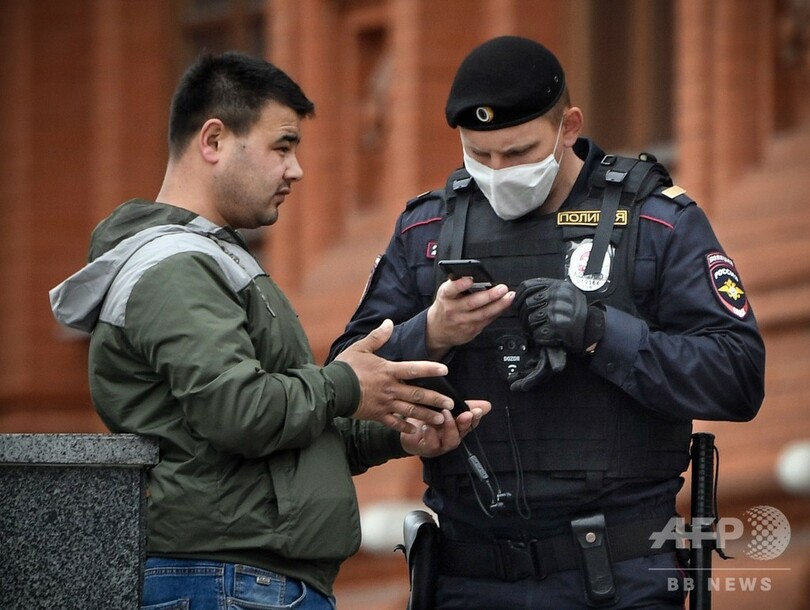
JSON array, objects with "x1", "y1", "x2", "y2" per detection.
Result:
[
  {"x1": 656, "y1": 184, "x2": 695, "y2": 207},
  {"x1": 405, "y1": 188, "x2": 444, "y2": 211}
]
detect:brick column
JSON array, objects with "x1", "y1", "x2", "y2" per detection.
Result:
[
  {"x1": 675, "y1": 0, "x2": 715, "y2": 203},
  {"x1": 712, "y1": 0, "x2": 773, "y2": 194},
  {"x1": 677, "y1": 0, "x2": 773, "y2": 205}
]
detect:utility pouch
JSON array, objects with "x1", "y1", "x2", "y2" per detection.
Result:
[
  {"x1": 401, "y1": 510, "x2": 439, "y2": 610},
  {"x1": 571, "y1": 513, "x2": 620, "y2": 607}
]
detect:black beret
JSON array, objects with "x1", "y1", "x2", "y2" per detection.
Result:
[{"x1": 445, "y1": 36, "x2": 565, "y2": 130}]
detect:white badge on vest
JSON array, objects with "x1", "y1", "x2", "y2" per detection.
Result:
[{"x1": 567, "y1": 239, "x2": 612, "y2": 292}]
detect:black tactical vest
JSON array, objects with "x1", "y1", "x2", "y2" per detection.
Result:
[{"x1": 425, "y1": 155, "x2": 692, "y2": 495}]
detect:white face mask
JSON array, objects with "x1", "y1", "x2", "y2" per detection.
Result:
[{"x1": 463, "y1": 119, "x2": 564, "y2": 220}]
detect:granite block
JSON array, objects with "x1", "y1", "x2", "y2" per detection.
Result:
[{"x1": 0, "y1": 434, "x2": 158, "y2": 609}]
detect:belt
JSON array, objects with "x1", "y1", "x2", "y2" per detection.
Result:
[{"x1": 438, "y1": 517, "x2": 674, "y2": 582}]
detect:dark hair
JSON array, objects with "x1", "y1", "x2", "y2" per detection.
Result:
[{"x1": 168, "y1": 51, "x2": 315, "y2": 157}]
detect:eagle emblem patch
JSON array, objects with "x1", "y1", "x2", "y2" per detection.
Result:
[{"x1": 706, "y1": 252, "x2": 749, "y2": 318}]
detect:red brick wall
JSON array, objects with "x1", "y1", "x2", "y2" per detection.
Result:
[{"x1": 0, "y1": 1, "x2": 175, "y2": 432}]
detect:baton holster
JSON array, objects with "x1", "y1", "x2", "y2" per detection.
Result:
[
  {"x1": 571, "y1": 513, "x2": 620, "y2": 607},
  {"x1": 400, "y1": 510, "x2": 439, "y2": 610}
]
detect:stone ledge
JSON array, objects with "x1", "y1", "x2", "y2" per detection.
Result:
[{"x1": 0, "y1": 432, "x2": 159, "y2": 466}]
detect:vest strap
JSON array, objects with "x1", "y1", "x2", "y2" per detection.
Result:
[
  {"x1": 585, "y1": 157, "x2": 635, "y2": 275},
  {"x1": 435, "y1": 169, "x2": 473, "y2": 290}
]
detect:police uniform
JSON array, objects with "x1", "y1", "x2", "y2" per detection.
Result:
[{"x1": 328, "y1": 37, "x2": 765, "y2": 610}]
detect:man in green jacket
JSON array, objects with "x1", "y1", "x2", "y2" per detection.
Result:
[{"x1": 49, "y1": 51, "x2": 488, "y2": 610}]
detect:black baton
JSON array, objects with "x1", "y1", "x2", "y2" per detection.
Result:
[{"x1": 689, "y1": 432, "x2": 716, "y2": 610}]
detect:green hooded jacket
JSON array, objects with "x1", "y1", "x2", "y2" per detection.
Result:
[{"x1": 49, "y1": 199, "x2": 407, "y2": 595}]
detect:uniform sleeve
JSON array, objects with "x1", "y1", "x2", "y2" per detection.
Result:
[
  {"x1": 124, "y1": 253, "x2": 361, "y2": 458},
  {"x1": 591, "y1": 202, "x2": 766, "y2": 422},
  {"x1": 327, "y1": 210, "x2": 438, "y2": 363}
]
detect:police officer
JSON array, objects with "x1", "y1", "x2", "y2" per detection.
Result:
[{"x1": 328, "y1": 36, "x2": 765, "y2": 609}]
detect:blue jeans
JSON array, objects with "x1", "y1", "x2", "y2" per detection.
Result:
[{"x1": 141, "y1": 558, "x2": 337, "y2": 610}]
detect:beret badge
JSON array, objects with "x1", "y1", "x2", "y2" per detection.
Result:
[{"x1": 475, "y1": 106, "x2": 495, "y2": 123}]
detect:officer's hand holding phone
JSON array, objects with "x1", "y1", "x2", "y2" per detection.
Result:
[{"x1": 425, "y1": 260, "x2": 516, "y2": 360}]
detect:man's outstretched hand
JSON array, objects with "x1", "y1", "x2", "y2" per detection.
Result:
[{"x1": 335, "y1": 319, "x2": 462, "y2": 433}]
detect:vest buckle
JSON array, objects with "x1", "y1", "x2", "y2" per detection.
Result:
[
  {"x1": 604, "y1": 168, "x2": 628, "y2": 184},
  {"x1": 452, "y1": 177, "x2": 472, "y2": 191}
]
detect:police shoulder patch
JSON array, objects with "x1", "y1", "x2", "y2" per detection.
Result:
[
  {"x1": 706, "y1": 251, "x2": 749, "y2": 318},
  {"x1": 357, "y1": 254, "x2": 385, "y2": 307}
]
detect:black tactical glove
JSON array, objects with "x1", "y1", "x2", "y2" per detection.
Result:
[
  {"x1": 513, "y1": 278, "x2": 605, "y2": 354},
  {"x1": 509, "y1": 345, "x2": 567, "y2": 392}
]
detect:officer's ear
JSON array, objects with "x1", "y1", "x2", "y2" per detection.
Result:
[{"x1": 560, "y1": 107, "x2": 583, "y2": 147}]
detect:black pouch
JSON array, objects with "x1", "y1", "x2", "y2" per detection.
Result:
[
  {"x1": 571, "y1": 513, "x2": 620, "y2": 607},
  {"x1": 400, "y1": 510, "x2": 439, "y2": 610}
]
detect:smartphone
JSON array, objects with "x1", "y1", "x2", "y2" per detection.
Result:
[
  {"x1": 408, "y1": 375, "x2": 470, "y2": 414},
  {"x1": 438, "y1": 259, "x2": 494, "y2": 292}
]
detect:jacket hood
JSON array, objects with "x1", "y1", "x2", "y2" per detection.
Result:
[
  {"x1": 87, "y1": 199, "x2": 200, "y2": 262},
  {"x1": 49, "y1": 199, "x2": 217, "y2": 333}
]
